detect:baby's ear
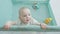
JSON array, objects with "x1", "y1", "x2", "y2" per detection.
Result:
[
  {"x1": 19, "y1": 16, "x2": 21, "y2": 18},
  {"x1": 19, "y1": 16, "x2": 20, "y2": 19}
]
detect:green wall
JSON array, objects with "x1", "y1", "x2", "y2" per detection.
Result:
[{"x1": 0, "y1": 0, "x2": 12, "y2": 26}]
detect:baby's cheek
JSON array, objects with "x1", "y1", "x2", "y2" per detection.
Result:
[
  {"x1": 22, "y1": 18, "x2": 25, "y2": 22},
  {"x1": 24, "y1": 18, "x2": 27, "y2": 21},
  {"x1": 30, "y1": 17, "x2": 32, "y2": 20}
]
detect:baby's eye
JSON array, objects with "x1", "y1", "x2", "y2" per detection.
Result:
[
  {"x1": 23, "y1": 15, "x2": 27, "y2": 17},
  {"x1": 28, "y1": 14, "x2": 30, "y2": 16}
]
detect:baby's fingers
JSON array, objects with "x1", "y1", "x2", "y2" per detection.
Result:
[
  {"x1": 40, "y1": 24, "x2": 47, "y2": 29},
  {"x1": 3, "y1": 25, "x2": 10, "y2": 30}
]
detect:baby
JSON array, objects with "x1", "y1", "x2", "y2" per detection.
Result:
[{"x1": 4, "y1": 7, "x2": 47, "y2": 30}]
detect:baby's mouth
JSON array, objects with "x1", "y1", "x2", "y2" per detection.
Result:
[
  {"x1": 26, "y1": 19, "x2": 30, "y2": 22},
  {"x1": 26, "y1": 20, "x2": 29, "y2": 21}
]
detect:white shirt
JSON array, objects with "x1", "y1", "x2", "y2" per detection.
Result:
[{"x1": 15, "y1": 17, "x2": 40, "y2": 26}]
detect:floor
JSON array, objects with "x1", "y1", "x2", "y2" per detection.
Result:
[{"x1": 0, "y1": 31, "x2": 60, "y2": 34}]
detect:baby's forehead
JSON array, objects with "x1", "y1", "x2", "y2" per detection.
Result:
[
  {"x1": 20, "y1": 7, "x2": 30, "y2": 11},
  {"x1": 19, "y1": 7, "x2": 31, "y2": 15}
]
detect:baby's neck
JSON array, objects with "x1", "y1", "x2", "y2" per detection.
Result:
[{"x1": 21, "y1": 21, "x2": 28, "y2": 25}]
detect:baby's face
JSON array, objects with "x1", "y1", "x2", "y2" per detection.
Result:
[{"x1": 19, "y1": 8, "x2": 31, "y2": 23}]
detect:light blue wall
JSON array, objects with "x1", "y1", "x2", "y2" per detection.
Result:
[{"x1": 0, "y1": 0, "x2": 12, "y2": 26}]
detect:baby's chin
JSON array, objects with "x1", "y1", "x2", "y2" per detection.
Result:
[
  {"x1": 25, "y1": 20, "x2": 30, "y2": 23},
  {"x1": 23, "y1": 22, "x2": 29, "y2": 24}
]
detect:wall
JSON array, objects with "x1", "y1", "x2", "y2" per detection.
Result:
[
  {"x1": 50, "y1": 0, "x2": 60, "y2": 26},
  {"x1": 0, "y1": 0, "x2": 12, "y2": 26}
]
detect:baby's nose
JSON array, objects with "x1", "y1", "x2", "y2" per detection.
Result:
[
  {"x1": 27, "y1": 16, "x2": 29, "y2": 18},
  {"x1": 26, "y1": 16, "x2": 30, "y2": 18}
]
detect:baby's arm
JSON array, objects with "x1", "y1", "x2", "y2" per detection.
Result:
[
  {"x1": 31, "y1": 17, "x2": 47, "y2": 29},
  {"x1": 4, "y1": 21, "x2": 16, "y2": 29}
]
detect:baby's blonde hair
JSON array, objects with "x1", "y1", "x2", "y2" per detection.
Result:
[{"x1": 19, "y1": 7, "x2": 30, "y2": 16}]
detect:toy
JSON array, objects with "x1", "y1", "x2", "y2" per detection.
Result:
[
  {"x1": 44, "y1": 18, "x2": 52, "y2": 24},
  {"x1": 32, "y1": 2, "x2": 39, "y2": 10}
]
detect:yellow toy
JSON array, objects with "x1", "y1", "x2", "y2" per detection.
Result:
[{"x1": 44, "y1": 18, "x2": 52, "y2": 24}]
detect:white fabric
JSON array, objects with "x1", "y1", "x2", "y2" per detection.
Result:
[{"x1": 15, "y1": 17, "x2": 40, "y2": 26}]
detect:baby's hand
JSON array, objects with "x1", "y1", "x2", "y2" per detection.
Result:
[
  {"x1": 3, "y1": 21, "x2": 12, "y2": 30},
  {"x1": 3, "y1": 21, "x2": 16, "y2": 30},
  {"x1": 3, "y1": 24, "x2": 11, "y2": 30},
  {"x1": 40, "y1": 23, "x2": 47, "y2": 29}
]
